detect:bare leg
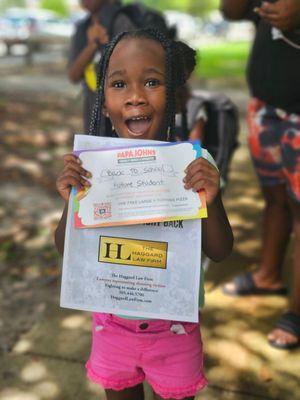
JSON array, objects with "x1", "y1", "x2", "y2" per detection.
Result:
[
  {"x1": 224, "y1": 184, "x2": 292, "y2": 293},
  {"x1": 290, "y1": 200, "x2": 300, "y2": 314},
  {"x1": 252, "y1": 184, "x2": 292, "y2": 288},
  {"x1": 106, "y1": 384, "x2": 144, "y2": 400},
  {"x1": 268, "y1": 199, "x2": 300, "y2": 346},
  {"x1": 155, "y1": 395, "x2": 194, "y2": 400}
]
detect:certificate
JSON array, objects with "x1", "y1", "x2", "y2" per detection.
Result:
[
  {"x1": 74, "y1": 141, "x2": 207, "y2": 228},
  {"x1": 60, "y1": 135, "x2": 203, "y2": 322}
]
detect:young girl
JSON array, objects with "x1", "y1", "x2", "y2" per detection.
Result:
[{"x1": 55, "y1": 29, "x2": 233, "y2": 400}]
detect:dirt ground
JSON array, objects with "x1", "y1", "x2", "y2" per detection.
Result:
[
  {"x1": 0, "y1": 86, "x2": 79, "y2": 349},
  {"x1": 0, "y1": 62, "x2": 299, "y2": 400}
]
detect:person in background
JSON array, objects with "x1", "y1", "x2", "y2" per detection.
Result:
[
  {"x1": 68, "y1": 0, "x2": 135, "y2": 134},
  {"x1": 220, "y1": 0, "x2": 300, "y2": 349}
]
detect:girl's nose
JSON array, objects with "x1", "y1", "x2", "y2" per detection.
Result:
[{"x1": 125, "y1": 87, "x2": 147, "y2": 106}]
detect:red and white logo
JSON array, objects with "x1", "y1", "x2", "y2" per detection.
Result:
[{"x1": 94, "y1": 203, "x2": 112, "y2": 219}]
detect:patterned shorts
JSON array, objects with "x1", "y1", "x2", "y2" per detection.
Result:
[{"x1": 247, "y1": 98, "x2": 300, "y2": 202}]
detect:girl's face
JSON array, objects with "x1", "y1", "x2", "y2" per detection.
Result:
[{"x1": 104, "y1": 37, "x2": 167, "y2": 141}]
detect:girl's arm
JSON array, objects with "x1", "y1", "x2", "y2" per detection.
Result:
[
  {"x1": 68, "y1": 42, "x2": 98, "y2": 83},
  {"x1": 55, "y1": 154, "x2": 91, "y2": 255},
  {"x1": 55, "y1": 205, "x2": 68, "y2": 255},
  {"x1": 184, "y1": 157, "x2": 233, "y2": 262},
  {"x1": 69, "y1": 19, "x2": 108, "y2": 83},
  {"x1": 202, "y1": 193, "x2": 233, "y2": 262}
]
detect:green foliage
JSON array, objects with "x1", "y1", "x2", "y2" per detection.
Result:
[
  {"x1": 195, "y1": 41, "x2": 251, "y2": 79},
  {"x1": 40, "y1": 0, "x2": 69, "y2": 16},
  {"x1": 0, "y1": 0, "x2": 219, "y2": 17},
  {"x1": 124, "y1": 0, "x2": 219, "y2": 16},
  {"x1": 187, "y1": 0, "x2": 219, "y2": 16},
  {"x1": 0, "y1": 0, "x2": 26, "y2": 12}
]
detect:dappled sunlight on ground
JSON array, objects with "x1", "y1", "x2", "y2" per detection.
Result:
[
  {"x1": 201, "y1": 130, "x2": 299, "y2": 399},
  {"x1": 61, "y1": 314, "x2": 90, "y2": 330},
  {"x1": 1, "y1": 89, "x2": 299, "y2": 399}
]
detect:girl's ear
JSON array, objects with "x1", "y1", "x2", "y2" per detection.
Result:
[
  {"x1": 102, "y1": 104, "x2": 115, "y2": 131},
  {"x1": 102, "y1": 104, "x2": 109, "y2": 118}
]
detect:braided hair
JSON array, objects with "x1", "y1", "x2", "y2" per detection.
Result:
[
  {"x1": 175, "y1": 41, "x2": 197, "y2": 140},
  {"x1": 89, "y1": 28, "x2": 194, "y2": 141}
]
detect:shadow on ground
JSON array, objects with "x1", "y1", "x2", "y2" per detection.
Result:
[{"x1": 0, "y1": 86, "x2": 299, "y2": 400}]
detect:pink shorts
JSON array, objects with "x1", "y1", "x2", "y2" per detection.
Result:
[{"x1": 86, "y1": 313, "x2": 207, "y2": 399}]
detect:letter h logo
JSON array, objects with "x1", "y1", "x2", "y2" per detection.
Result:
[{"x1": 99, "y1": 237, "x2": 132, "y2": 264}]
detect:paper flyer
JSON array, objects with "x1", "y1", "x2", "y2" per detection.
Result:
[{"x1": 73, "y1": 141, "x2": 207, "y2": 228}]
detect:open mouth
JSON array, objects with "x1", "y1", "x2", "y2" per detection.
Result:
[{"x1": 125, "y1": 116, "x2": 152, "y2": 136}]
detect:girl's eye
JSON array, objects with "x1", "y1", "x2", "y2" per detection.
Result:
[
  {"x1": 112, "y1": 81, "x2": 125, "y2": 88},
  {"x1": 145, "y1": 79, "x2": 160, "y2": 88}
]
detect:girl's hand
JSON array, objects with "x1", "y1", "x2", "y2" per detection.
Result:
[
  {"x1": 183, "y1": 157, "x2": 220, "y2": 205},
  {"x1": 56, "y1": 154, "x2": 91, "y2": 201}
]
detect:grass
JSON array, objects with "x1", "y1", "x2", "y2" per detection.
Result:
[{"x1": 195, "y1": 40, "x2": 251, "y2": 79}]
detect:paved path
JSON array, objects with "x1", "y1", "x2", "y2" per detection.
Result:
[{"x1": 0, "y1": 73, "x2": 78, "y2": 97}]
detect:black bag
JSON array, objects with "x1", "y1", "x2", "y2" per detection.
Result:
[
  {"x1": 176, "y1": 90, "x2": 240, "y2": 182},
  {"x1": 109, "y1": 2, "x2": 176, "y2": 39}
]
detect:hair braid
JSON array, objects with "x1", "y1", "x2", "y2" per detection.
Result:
[
  {"x1": 165, "y1": 47, "x2": 176, "y2": 140},
  {"x1": 174, "y1": 41, "x2": 197, "y2": 139},
  {"x1": 181, "y1": 106, "x2": 189, "y2": 140},
  {"x1": 89, "y1": 32, "x2": 127, "y2": 136}
]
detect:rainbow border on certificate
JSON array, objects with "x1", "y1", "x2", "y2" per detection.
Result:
[{"x1": 73, "y1": 141, "x2": 207, "y2": 228}]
